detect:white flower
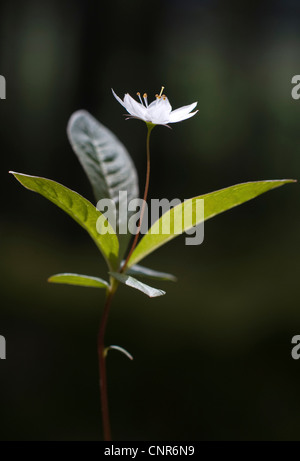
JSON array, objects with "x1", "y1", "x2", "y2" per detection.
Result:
[{"x1": 112, "y1": 88, "x2": 198, "y2": 126}]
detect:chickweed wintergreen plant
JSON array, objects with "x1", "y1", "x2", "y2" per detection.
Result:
[{"x1": 10, "y1": 87, "x2": 295, "y2": 441}]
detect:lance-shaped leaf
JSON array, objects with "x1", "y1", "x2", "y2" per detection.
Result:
[
  {"x1": 127, "y1": 180, "x2": 295, "y2": 267},
  {"x1": 10, "y1": 172, "x2": 119, "y2": 270},
  {"x1": 109, "y1": 272, "x2": 166, "y2": 298},
  {"x1": 67, "y1": 110, "x2": 139, "y2": 205},
  {"x1": 48, "y1": 273, "x2": 109, "y2": 288},
  {"x1": 125, "y1": 263, "x2": 177, "y2": 282},
  {"x1": 67, "y1": 110, "x2": 139, "y2": 257}
]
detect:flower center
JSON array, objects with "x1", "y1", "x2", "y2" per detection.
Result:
[
  {"x1": 155, "y1": 86, "x2": 167, "y2": 100},
  {"x1": 137, "y1": 86, "x2": 167, "y2": 107}
]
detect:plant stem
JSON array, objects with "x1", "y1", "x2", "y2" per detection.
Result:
[
  {"x1": 121, "y1": 123, "x2": 154, "y2": 272},
  {"x1": 98, "y1": 123, "x2": 153, "y2": 439},
  {"x1": 97, "y1": 285, "x2": 116, "y2": 441}
]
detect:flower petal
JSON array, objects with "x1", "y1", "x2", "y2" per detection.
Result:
[
  {"x1": 148, "y1": 97, "x2": 172, "y2": 124},
  {"x1": 169, "y1": 109, "x2": 198, "y2": 123},
  {"x1": 148, "y1": 98, "x2": 159, "y2": 108},
  {"x1": 112, "y1": 89, "x2": 126, "y2": 109},
  {"x1": 124, "y1": 93, "x2": 148, "y2": 120},
  {"x1": 169, "y1": 102, "x2": 198, "y2": 123}
]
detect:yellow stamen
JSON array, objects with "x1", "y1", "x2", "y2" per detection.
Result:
[
  {"x1": 143, "y1": 93, "x2": 148, "y2": 107},
  {"x1": 159, "y1": 86, "x2": 165, "y2": 97},
  {"x1": 136, "y1": 92, "x2": 143, "y2": 104}
]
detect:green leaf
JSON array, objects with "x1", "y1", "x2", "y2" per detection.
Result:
[
  {"x1": 10, "y1": 172, "x2": 119, "y2": 270},
  {"x1": 67, "y1": 110, "x2": 139, "y2": 257},
  {"x1": 125, "y1": 263, "x2": 177, "y2": 282},
  {"x1": 109, "y1": 272, "x2": 166, "y2": 298},
  {"x1": 48, "y1": 273, "x2": 109, "y2": 288},
  {"x1": 127, "y1": 179, "x2": 295, "y2": 267},
  {"x1": 67, "y1": 110, "x2": 139, "y2": 206}
]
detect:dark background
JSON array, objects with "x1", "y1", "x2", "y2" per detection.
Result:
[{"x1": 0, "y1": 0, "x2": 299, "y2": 440}]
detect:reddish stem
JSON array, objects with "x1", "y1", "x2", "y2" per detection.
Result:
[
  {"x1": 98, "y1": 123, "x2": 153, "y2": 441},
  {"x1": 121, "y1": 124, "x2": 153, "y2": 272},
  {"x1": 97, "y1": 288, "x2": 115, "y2": 441}
]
